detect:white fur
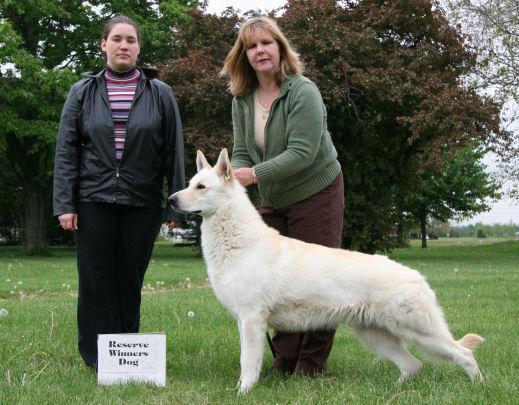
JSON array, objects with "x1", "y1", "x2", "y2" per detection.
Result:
[{"x1": 170, "y1": 149, "x2": 484, "y2": 393}]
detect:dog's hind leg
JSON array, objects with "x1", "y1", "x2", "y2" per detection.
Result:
[
  {"x1": 237, "y1": 313, "x2": 268, "y2": 394},
  {"x1": 352, "y1": 326, "x2": 423, "y2": 382},
  {"x1": 411, "y1": 333, "x2": 483, "y2": 382}
]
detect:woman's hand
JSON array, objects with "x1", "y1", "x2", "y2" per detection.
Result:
[
  {"x1": 233, "y1": 167, "x2": 256, "y2": 187},
  {"x1": 58, "y1": 213, "x2": 78, "y2": 231}
]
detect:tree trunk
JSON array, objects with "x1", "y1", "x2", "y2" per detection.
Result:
[
  {"x1": 24, "y1": 182, "x2": 49, "y2": 255},
  {"x1": 419, "y1": 205, "x2": 428, "y2": 248},
  {"x1": 396, "y1": 222, "x2": 408, "y2": 247}
]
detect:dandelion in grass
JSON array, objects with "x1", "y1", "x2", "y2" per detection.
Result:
[
  {"x1": 187, "y1": 311, "x2": 195, "y2": 318},
  {"x1": 6, "y1": 278, "x2": 10, "y2": 283},
  {"x1": 0, "y1": 308, "x2": 8, "y2": 317},
  {"x1": 454, "y1": 268, "x2": 459, "y2": 273}
]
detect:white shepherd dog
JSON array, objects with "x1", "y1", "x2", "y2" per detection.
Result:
[{"x1": 169, "y1": 149, "x2": 484, "y2": 393}]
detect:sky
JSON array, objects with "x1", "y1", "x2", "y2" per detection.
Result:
[
  {"x1": 206, "y1": 0, "x2": 286, "y2": 14},
  {"x1": 205, "y1": 0, "x2": 519, "y2": 225}
]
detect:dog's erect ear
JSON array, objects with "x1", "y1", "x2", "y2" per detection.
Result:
[
  {"x1": 196, "y1": 150, "x2": 211, "y2": 172},
  {"x1": 215, "y1": 148, "x2": 233, "y2": 182}
]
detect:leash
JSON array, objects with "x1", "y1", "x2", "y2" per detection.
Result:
[{"x1": 266, "y1": 331, "x2": 277, "y2": 358}]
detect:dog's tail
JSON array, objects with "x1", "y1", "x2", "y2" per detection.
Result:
[{"x1": 457, "y1": 333, "x2": 484, "y2": 351}]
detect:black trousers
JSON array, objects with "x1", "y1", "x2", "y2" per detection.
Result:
[
  {"x1": 75, "y1": 202, "x2": 163, "y2": 368},
  {"x1": 260, "y1": 173, "x2": 345, "y2": 374}
]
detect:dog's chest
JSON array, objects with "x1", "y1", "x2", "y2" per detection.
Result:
[
  {"x1": 204, "y1": 262, "x2": 252, "y2": 315},
  {"x1": 202, "y1": 245, "x2": 265, "y2": 316}
]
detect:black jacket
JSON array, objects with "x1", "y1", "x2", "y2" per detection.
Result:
[{"x1": 53, "y1": 67, "x2": 185, "y2": 221}]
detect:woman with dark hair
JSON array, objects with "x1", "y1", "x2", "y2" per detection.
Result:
[
  {"x1": 53, "y1": 15, "x2": 185, "y2": 369},
  {"x1": 221, "y1": 16, "x2": 345, "y2": 376}
]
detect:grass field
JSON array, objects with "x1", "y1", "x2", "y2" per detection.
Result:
[{"x1": 0, "y1": 238, "x2": 518, "y2": 404}]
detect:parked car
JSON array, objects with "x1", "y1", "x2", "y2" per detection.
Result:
[{"x1": 160, "y1": 220, "x2": 198, "y2": 244}]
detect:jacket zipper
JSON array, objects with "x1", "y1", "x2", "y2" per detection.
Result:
[
  {"x1": 116, "y1": 80, "x2": 146, "y2": 193},
  {"x1": 98, "y1": 73, "x2": 147, "y2": 203},
  {"x1": 97, "y1": 77, "x2": 119, "y2": 203}
]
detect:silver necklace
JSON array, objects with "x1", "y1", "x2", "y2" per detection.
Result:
[{"x1": 256, "y1": 92, "x2": 270, "y2": 120}]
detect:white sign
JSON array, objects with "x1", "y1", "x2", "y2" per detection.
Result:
[{"x1": 97, "y1": 333, "x2": 166, "y2": 386}]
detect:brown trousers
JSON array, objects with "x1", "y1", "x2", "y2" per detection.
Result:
[{"x1": 259, "y1": 173, "x2": 344, "y2": 374}]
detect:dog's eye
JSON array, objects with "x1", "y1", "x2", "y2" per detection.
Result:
[{"x1": 196, "y1": 184, "x2": 206, "y2": 190}]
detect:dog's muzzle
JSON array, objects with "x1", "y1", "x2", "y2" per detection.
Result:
[{"x1": 168, "y1": 194, "x2": 201, "y2": 215}]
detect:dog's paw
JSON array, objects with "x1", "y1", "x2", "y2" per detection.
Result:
[
  {"x1": 398, "y1": 362, "x2": 423, "y2": 383},
  {"x1": 237, "y1": 380, "x2": 255, "y2": 394},
  {"x1": 472, "y1": 369, "x2": 485, "y2": 383},
  {"x1": 237, "y1": 384, "x2": 252, "y2": 394}
]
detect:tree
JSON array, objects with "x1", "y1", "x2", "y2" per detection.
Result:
[
  {"x1": 281, "y1": 0, "x2": 505, "y2": 252},
  {"x1": 443, "y1": 1, "x2": 519, "y2": 111},
  {"x1": 0, "y1": 20, "x2": 77, "y2": 254},
  {"x1": 159, "y1": 7, "x2": 240, "y2": 164},
  {"x1": 0, "y1": 0, "x2": 194, "y2": 254},
  {"x1": 443, "y1": 0, "x2": 519, "y2": 198},
  {"x1": 402, "y1": 146, "x2": 501, "y2": 247},
  {"x1": 161, "y1": 0, "x2": 505, "y2": 253}
]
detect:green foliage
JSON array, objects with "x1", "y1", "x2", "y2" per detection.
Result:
[
  {"x1": 444, "y1": 0, "x2": 519, "y2": 198},
  {"x1": 162, "y1": 0, "x2": 505, "y2": 253},
  {"x1": 401, "y1": 146, "x2": 501, "y2": 246},
  {"x1": 0, "y1": 19, "x2": 78, "y2": 253},
  {"x1": 159, "y1": 7, "x2": 241, "y2": 165},
  {"x1": 0, "y1": 21, "x2": 77, "y2": 149},
  {"x1": 282, "y1": 0, "x2": 504, "y2": 252},
  {"x1": 444, "y1": 0, "x2": 519, "y2": 111},
  {"x1": 0, "y1": 1, "x2": 195, "y2": 253},
  {"x1": 448, "y1": 223, "x2": 519, "y2": 238},
  {"x1": 0, "y1": 241, "x2": 518, "y2": 402},
  {"x1": 0, "y1": 0, "x2": 197, "y2": 70}
]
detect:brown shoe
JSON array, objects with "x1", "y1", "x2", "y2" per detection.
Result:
[
  {"x1": 294, "y1": 365, "x2": 326, "y2": 377},
  {"x1": 270, "y1": 355, "x2": 297, "y2": 375}
]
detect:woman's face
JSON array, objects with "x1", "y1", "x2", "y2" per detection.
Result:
[
  {"x1": 101, "y1": 23, "x2": 140, "y2": 71},
  {"x1": 245, "y1": 29, "x2": 280, "y2": 78}
]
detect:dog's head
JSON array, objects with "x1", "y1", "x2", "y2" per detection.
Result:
[{"x1": 169, "y1": 149, "x2": 239, "y2": 217}]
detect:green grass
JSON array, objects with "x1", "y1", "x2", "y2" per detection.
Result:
[{"x1": 0, "y1": 239, "x2": 518, "y2": 404}]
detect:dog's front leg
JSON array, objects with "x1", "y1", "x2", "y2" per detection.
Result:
[{"x1": 237, "y1": 314, "x2": 267, "y2": 394}]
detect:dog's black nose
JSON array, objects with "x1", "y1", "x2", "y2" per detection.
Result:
[{"x1": 168, "y1": 194, "x2": 178, "y2": 207}]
